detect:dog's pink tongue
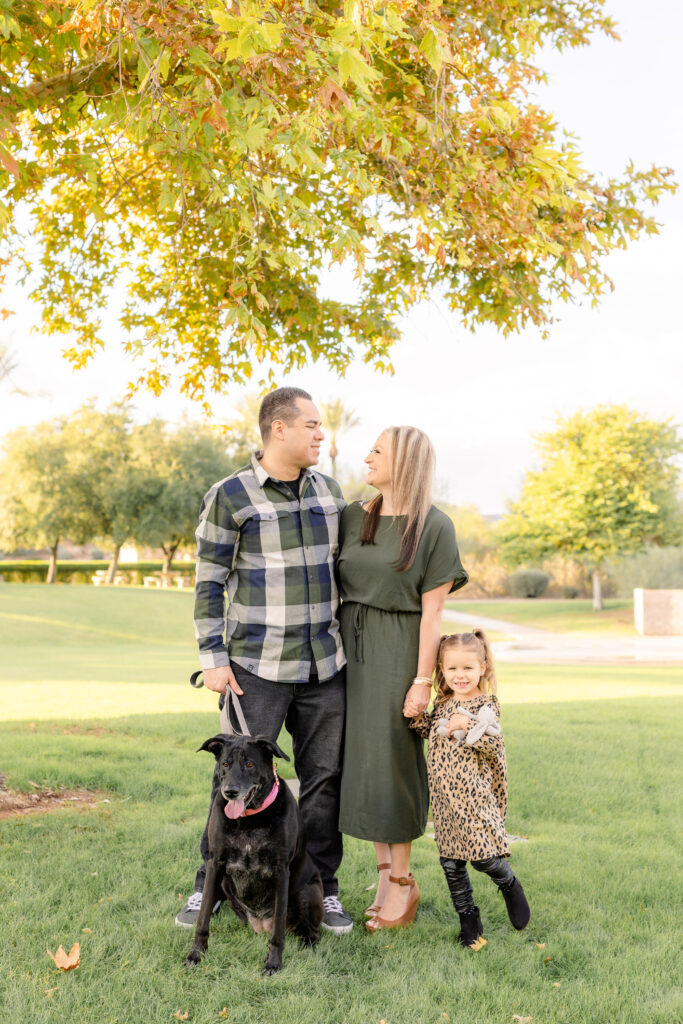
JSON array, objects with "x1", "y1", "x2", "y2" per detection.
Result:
[{"x1": 224, "y1": 798, "x2": 245, "y2": 819}]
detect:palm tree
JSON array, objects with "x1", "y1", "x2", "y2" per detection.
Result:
[
  {"x1": 223, "y1": 393, "x2": 263, "y2": 463},
  {"x1": 320, "y1": 398, "x2": 361, "y2": 479},
  {"x1": 0, "y1": 343, "x2": 33, "y2": 397}
]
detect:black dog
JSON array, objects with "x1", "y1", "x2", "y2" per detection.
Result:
[{"x1": 184, "y1": 734, "x2": 323, "y2": 975}]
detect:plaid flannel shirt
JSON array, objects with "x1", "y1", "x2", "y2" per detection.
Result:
[{"x1": 194, "y1": 452, "x2": 347, "y2": 683}]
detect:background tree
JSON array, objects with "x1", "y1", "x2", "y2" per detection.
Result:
[
  {"x1": 0, "y1": 2, "x2": 675, "y2": 406},
  {"x1": 499, "y1": 406, "x2": 683, "y2": 609},
  {"x1": 222, "y1": 393, "x2": 263, "y2": 464},
  {"x1": 320, "y1": 398, "x2": 360, "y2": 478},
  {"x1": 0, "y1": 418, "x2": 100, "y2": 582},
  {"x1": 132, "y1": 421, "x2": 235, "y2": 574},
  {"x1": 441, "y1": 503, "x2": 507, "y2": 597},
  {"x1": 0, "y1": 345, "x2": 16, "y2": 385},
  {"x1": 0, "y1": 342, "x2": 30, "y2": 397}
]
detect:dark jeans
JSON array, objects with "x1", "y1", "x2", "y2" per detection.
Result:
[
  {"x1": 194, "y1": 663, "x2": 346, "y2": 898},
  {"x1": 440, "y1": 855, "x2": 514, "y2": 914}
]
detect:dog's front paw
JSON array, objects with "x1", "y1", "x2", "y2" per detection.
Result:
[
  {"x1": 262, "y1": 959, "x2": 282, "y2": 976},
  {"x1": 184, "y1": 948, "x2": 203, "y2": 967}
]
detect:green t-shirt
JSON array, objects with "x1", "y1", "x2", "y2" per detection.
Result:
[{"x1": 338, "y1": 502, "x2": 468, "y2": 611}]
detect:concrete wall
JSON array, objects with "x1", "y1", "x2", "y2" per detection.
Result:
[{"x1": 633, "y1": 589, "x2": 683, "y2": 636}]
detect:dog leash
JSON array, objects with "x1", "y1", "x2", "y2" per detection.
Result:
[{"x1": 189, "y1": 670, "x2": 251, "y2": 737}]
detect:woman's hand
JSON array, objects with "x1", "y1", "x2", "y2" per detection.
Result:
[{"x1": 402, "y1": 683, "x2": 431, "y2": 717}]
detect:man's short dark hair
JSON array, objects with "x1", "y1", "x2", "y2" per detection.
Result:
[{"x1": 259, "y1": 387, "x2": 313, "y2": 443}]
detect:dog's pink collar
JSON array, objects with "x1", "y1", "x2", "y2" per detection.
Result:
[{"x1": 243, "y1": 770, "x2": 280, "y2": 817}]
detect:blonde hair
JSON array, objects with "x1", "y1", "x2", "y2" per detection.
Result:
[
  {"x1": 360, "y1": 425, "x2": 435, "y2": 571},
  {"x1": 434, "y1": 629, "x2": 498, "y2": 702}
]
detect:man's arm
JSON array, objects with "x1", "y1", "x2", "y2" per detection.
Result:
[{"x1": 193, "y1": 484, "x2": 243, "y2": 695}]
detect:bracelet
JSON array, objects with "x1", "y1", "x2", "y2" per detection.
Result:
[{"x1": 412, "y1": 676, "x2": 433, "y2": 687}]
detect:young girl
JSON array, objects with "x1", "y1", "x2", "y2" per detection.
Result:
[{"x1": 406, "y1": 629, "x2": 530, "y2": 948}]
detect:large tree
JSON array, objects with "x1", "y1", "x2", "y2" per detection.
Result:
[
  {"x1": 0, "y1": 417, "x2": 102, "y2": 581},
  {"x1": 320, "y1": 397, "x2": 360, "y2": 477},
  {"x1": 131, "y1": 419, "x2": 235, "y2": 572},
  {"x1": 222, "y1": 392, "x2": 263, "y2": 464},
  {"x1": 0, "y1": 2, "x2": 674, "y2": 405},
  {"x1": 499, "y1": 406, "x2": 683, "y2": 609}
]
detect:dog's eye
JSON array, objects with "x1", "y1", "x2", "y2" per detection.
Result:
[
  {"x1": 222, "y1": 762, "x2": 228, "y2": 767},
  {"x1": 245, "y1": 761, "x2": 254, "y2": 768}
]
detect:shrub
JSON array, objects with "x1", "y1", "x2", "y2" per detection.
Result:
[
  {"x1": 562, "y1": 586, "x2": 580, "y2": 599},
  {"x1": 0, "y1": 560, "x2": 167, "y2": 584},
  {"x1": 607, "y1": 546, "x2": 683, "y2": 597},
  {"x1": 507, "y1": 568, "x2": 550, "y2": 598}
]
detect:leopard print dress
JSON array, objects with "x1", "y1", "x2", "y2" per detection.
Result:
[{"x1": 410, "y1": 693, "x2": 509, "y2": 861}]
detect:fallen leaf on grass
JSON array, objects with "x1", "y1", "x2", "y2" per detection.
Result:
[
  {"x1": 534, "y1": 942, "x2": 545, "y2": 949},
  {"x1": 553, "y1": 983, "x2": 561, "y2": 988},
  {"x1": 468, "y1": 936, "x2": 487, "y2": 951},
  {"x1": 46, "y1": 943, "x2": 80, "y2": 971},
  {"x1": 512, "y1": 1017, "x2": 532, "y2": 1023},
  {"x1": 218, "y1": 1010, "x2": 228, "y2": 1019},
  {"x1": 45, "y1": 987, "x2": 59, "y2": 996},
  {"x1": 543, "y1": 956, "x2": 554, "y2": 964},
  {"x1": 174, "y1": 1014, "x2": 189, "y2": 1021},
  {"x1": 81, "y1": 928, "x2": 92, "y2": 935}
]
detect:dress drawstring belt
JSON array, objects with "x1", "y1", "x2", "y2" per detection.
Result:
[{"x1": 352, "y1": 603, "x2": 367, "y2": 664}]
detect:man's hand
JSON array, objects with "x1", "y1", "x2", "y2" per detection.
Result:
[
  {"x1": 402, "y1": 683, "x2": 431, "y2": 718},
  {"x1": 202, "y1": 665, "x2": 244, "y2": 696}
]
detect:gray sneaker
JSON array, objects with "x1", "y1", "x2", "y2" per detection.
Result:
[
  {"x1": 175, "y1": 890, "x2": 221, "y2": 929},
  {"x1": 321, "y1": 895, "x2": 353, "y2": 934}
]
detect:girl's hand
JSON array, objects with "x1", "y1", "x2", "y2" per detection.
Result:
[
  {"x1": 447, "y1": 713, "x2": 471, "y2": 734},
  {"x1": 402, "y1": 684, "x2": 430, "y2": 717}
]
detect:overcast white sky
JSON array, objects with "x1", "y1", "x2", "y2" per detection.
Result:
[{"x1": 2, "y1": 0, "x2": 682, "y2": 513}]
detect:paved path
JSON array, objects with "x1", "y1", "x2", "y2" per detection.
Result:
[{"x1": 442, "y1": 609, "x2": 683, "y2": 665}]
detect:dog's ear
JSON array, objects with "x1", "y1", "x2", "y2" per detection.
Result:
[
  {"x1": 197, "y1": 735, "x2": 231, "y2": 758},
  {"x1": 252, "y1": 736, "x2": 291, "y2": 763}
]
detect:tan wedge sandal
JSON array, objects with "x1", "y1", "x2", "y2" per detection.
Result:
[
  {"x1": 365, "y1": 874, "x2": 420, "y2": 932},
  {"x1": 364, "y1": 862, "x2": 391, "y2": 918}
]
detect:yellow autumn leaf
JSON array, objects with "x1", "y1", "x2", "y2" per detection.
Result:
[{"x1": 46, "y1": 942, "x2": 80, "y2": 971}]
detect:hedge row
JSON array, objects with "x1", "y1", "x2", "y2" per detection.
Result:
[{"x1": 0, "y1": 561, "x2": 193, "y2": 584}]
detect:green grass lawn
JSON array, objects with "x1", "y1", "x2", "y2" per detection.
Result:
[
  {"x1": 445, "y1": 599, "x2": 637, "y2": 635},
  {"x1": 1, "y1": 585, "x2": 682, "y2": 1024}
]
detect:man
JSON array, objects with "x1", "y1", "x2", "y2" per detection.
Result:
[{"x1": 175, "y1": 387, "x2": 352, "y2": 934}]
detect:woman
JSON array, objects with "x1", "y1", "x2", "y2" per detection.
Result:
[{"x1": 337, "y1": 425, "x2": 468, "y2": 931}]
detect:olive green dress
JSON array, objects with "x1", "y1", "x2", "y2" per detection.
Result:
[{"x1": 338, "y1": 502, "x2": 468, "y2": 843}]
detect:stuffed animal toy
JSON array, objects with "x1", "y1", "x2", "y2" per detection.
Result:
[{"x1": 435, "y1": 704, "x2": 501, "y2": 745}]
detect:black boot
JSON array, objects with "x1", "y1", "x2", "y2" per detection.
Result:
[
  {"x1": 457, "y1": 907, "x2": 484, "y2": 948},
  {"x1": 499, "y1": 877, "x2": 530, "y2": 930}
]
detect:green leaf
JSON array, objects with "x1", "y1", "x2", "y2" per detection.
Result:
[
  {"x1": 337, "y1": 47, "x2": 380, "y2": 90},
  {"x1": 419, "y1": 28, "x2": 442, "y2": 74}
]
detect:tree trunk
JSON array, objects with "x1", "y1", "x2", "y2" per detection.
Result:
[
  {"x1": 46, "y1": 542, "x2": 59, "y2": 584},
  {"x1": 105, "y1": 543, "x2": 122, "y2": 585},
  {"x1": 329, "y1": 435, "x2": 338, "y2": 479},
  {"x1": 592, "y1": 567, "x2": 603, "y2": 611},
  {"x1": 161, "y1": 541, "x2": 180, "y2": 575}
]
